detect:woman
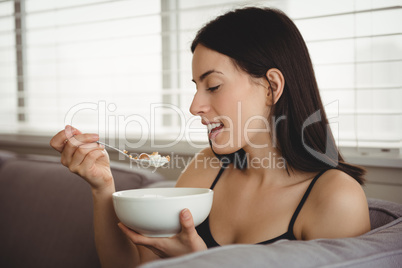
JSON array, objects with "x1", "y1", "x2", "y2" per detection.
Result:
[{"x1": 50, "y1": 7, "x2": 370, "y2": 267}]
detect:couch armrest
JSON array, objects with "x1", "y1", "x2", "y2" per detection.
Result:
[{"x1": 140, "y1": 217, "x2": 402, "y2": 268}]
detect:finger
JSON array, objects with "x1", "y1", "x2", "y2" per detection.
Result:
[
  {"x1": 118, "y1": 224, "x2": 172, "y2": 258},
  {"x1": 68, "y1": 132, "x2": 99, "y2": 147},
  {"x1": 69, "y1": 144, "x2": 105, "y2": 174},
  {"x1": 60, "y1": 133, "x2": 99, "y2": 167},
  {"x1": 118, "y1": 223, "x2": 156, "y2": 247},
  {"x1": 49, "y1": 129, "x2": 67, "y2": 153},
  {"x1": 50, "y1": 125, "x2": 80, "y2": 153},
  {"x1": 179, "y1": 209, "x2": 197, "y2": 236},
  {"x1": 76, "y1": 148, "x2": 106, "y2": 176}
]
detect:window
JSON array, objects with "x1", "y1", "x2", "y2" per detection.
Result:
[
  {"x1": 0, "y1": 0, "x2": 401, "y2": 154},
  {"x1": 0, "y1": 0, "x2": 16, "y2": 132}
]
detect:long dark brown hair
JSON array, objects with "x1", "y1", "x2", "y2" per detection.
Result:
[{"x1": 191, "y1": 7, "x2": 365, "y2": 184}]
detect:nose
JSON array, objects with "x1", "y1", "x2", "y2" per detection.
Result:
[{"x1": 189, "y1": 91, "x2": 210, "y2": 116}]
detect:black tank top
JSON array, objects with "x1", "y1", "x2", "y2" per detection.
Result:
[{"x1": 195, "y1": 165, "x2": 328, "y2": 248}]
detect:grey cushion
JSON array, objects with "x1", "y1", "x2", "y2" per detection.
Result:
[
  {"x1": 0, "y1": 149, "x2": 16, "y2": 167},
  {"x1": 368, "y1": 198, "x2": 402, "y2": 229},
  {"x1": 140, "y1": 199, "x2": 402, "y2": 268}
]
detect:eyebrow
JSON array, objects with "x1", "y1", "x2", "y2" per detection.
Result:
[{"x1": 192, "y1": 70, "x2": 223, "y2": 83}]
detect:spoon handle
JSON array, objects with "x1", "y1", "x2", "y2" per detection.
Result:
[{"x1": 96, "y1": 141, "x2": 130, "y2": 158}]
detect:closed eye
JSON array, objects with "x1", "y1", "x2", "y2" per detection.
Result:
[{"x1": 207, "y1": 85, "x2": 220, "y2": 92}]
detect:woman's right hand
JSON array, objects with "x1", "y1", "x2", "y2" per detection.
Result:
[{"x1": 50, "y1": 125, "x2": 113, "y2": 192}]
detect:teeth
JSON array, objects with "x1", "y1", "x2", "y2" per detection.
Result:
[{"x1": 207, "y1": 123, "x2": 222, "y2": 132}]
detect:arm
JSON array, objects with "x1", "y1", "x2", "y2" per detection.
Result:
[
  {"x1": 301, "y1": 169, "x2": 371, "y2": 240},
  {"x1": 50, "y1": 125, "x2": 159, "y2": 267},
  {"x1": 92, "y1": 185, "x2": 142, "y2": 267}
]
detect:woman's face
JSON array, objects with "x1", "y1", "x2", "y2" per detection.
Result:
[{"x1": 190, "y1": 45, "x2": 271, "y2": 154}]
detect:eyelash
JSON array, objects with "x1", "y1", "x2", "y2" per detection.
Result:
[{"x1": 207, "y1": 85, "x2": 220, "y2": 92}]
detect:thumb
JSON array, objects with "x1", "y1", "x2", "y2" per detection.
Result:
[
  {"x1": 72, "y1": 126, "x2": 83, "y2": 135},
  {"x1": 180, "y1": 208, "x2": 196, "y2": 235},
  {"x1": 64, "y1": 125, "x2": 82, "y2": 139}
]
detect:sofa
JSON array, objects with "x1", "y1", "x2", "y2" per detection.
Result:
[
  {"x1": 0, "y1": 150, "x2": 401, "y2": 268},
  {"x1": 0, "y1": 150, "x2": 164, "y2": 268}
]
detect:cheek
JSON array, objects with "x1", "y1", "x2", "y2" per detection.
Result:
[
  {"x1": 214, "y1": 95, "x2": 237, "y2": 116},
  {"x1": 240, "y1": 101, "x2": 270, "y2": 134},
  {"x1": 242, "y1": 97, "x2": 269, "y2": 119}
]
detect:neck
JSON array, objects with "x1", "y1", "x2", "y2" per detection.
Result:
[
  {"x1": 239, "y1": 145, "x2": 317, "y2": 188},
  {"x1": 242, "y1": 131, "x2": 286, "y2": 169},
  {"x1": 237, "y1": 135, "x2": 298, "y2": 186}
]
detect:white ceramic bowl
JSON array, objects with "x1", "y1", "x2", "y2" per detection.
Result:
[{"x1": 112, "y1": 187, "x2": 213, "y2": 237}]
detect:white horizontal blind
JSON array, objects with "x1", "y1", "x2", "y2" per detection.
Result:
[
  {"x1": 288, "y1": 0, "x2": 402, "y2": 150},
  {"x1": 0, "y1": 0, "x2": 167, "y2": 144},
  {"x1": 23, "y1": 0, "x2": 163, "y2": 143},
  {"x1": 0, "y1": 0, "x2": 401, "y2": 151}
]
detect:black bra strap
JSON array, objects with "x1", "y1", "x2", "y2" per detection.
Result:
[
  {"x1": 288, "y1": 169, "x2": 329, "y2": 232},
  {"x1": 210, "y1": 162, "x2": 229, "y2": 190}
]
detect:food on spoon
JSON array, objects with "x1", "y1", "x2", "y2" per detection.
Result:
[
  {"x1": 132, "y1": 152, "x2": 170, "y2": 162},
  {"x1": 139, "y1": 153, "x2": 150, "y2": 160}
]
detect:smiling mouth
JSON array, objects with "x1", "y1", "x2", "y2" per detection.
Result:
[{"x1": 207, "y1": 122, "x2": 224, "y2": 139}]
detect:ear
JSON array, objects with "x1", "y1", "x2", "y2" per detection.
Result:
[{"x1": 265, "y1": 68, "x2": 285, "y2": 105}]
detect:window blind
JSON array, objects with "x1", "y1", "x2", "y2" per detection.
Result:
[
  {"x1": 0, "y1": 0, "x2": 17, "y2": 132},
  {"x1": 0, "y1": 0, "x2": 401, "y2": 152}
]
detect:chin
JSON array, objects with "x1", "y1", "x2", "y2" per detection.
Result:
[{"x1": 209, "y1": 141, "x2": 240, "y2": 156}]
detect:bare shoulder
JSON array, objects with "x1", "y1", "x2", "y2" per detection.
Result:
[
  {"x1": 175, "y1": 147, "x2": 222, "y2": 188},
  {"x1": 302, "y1": 169, "x2": 371, "y2": 240}
]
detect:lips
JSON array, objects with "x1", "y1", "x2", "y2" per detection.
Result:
[{"x1": 207, "y1": 122, "x2": 224, "y2": 139}]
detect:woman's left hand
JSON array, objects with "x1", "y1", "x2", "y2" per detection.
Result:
[{"x1": 118, "y1": 208, "x2": 207, "y2": 258}]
